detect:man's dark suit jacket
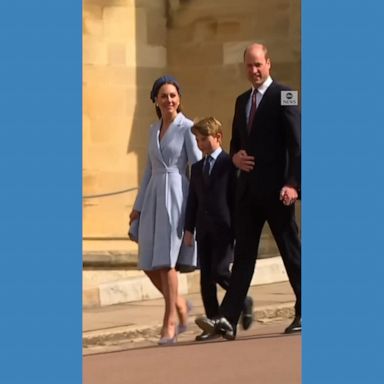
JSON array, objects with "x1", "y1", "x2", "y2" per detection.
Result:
[
  {"x1": 230, "y1": 80, "x2": 301, "y2": 200},
  {"x1": 184, "y1": 151, "x2": 236, "y2": 242}
]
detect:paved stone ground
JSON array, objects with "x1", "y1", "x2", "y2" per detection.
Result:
[{"x1": 83, "y1": 281, "x2": 296, "y2": 355}]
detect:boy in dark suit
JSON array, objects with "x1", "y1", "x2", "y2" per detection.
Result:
[{"x1": 184, "y1": 117, "x2": 253, "y2": 341}]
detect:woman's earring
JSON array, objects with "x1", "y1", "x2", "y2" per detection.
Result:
[{"x1": 155, "y1": 103, "x2": 159, "y2": 107}]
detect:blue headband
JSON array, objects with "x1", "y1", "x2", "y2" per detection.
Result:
[{"x1": 150, "y1": 75, "x2": 181, "y2": 103}]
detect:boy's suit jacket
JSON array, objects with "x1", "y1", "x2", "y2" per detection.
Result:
[
  {"x1": 184, "y1": 150, "x2": 236, "y2": 242},
  {"x1": 230, "y1": 80, "x2": 301, "y2": 201}
]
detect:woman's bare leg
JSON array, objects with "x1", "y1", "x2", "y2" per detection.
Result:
[
  {"x1": 145, "y1": 270, "x2": 189, "y2": 328},
  {"x1": 159, "y1": 268, "x2": 179, "y2": 338}
]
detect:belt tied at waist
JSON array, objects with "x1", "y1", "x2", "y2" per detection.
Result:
[{"x1": 152, "y1": 168, "x2": 183, "y2": 175}]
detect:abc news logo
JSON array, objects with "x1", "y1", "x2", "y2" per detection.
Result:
[{"x1": 281, "y1": 90, "x2": 298, "y2": 106}]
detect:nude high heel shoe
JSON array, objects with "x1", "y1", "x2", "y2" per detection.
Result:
[
  {"x1": 158, "y1": 335, "x2": 177, "y2": 346},
  {"x1": 158, "y1": 323, "x2": 177, "y2": 346}
]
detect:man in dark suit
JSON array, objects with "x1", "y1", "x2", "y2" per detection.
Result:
[
  {"x1": 184, "y1": 117, "x2": 253, "y2": 341},
  {"x1": 196, "y1": 43, "x2": 301, "y2": 339}
]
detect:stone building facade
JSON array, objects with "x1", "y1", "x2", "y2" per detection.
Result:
[{"x1": 83, "y1": 0, "x2": 301, "y2": 256}]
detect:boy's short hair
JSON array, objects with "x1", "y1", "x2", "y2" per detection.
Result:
[{"x1": 191, "y1": 117, "x2": 222, "y2": 137}]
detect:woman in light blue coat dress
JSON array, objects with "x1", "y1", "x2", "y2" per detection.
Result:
[{"x1": 129, "y1": 76, "x2": 202, "y2": 344}]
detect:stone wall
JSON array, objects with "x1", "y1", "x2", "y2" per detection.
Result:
[
  {"x1": 83, "y1": 0, "x2": 301, "y2": 256},
  {"x1": 83, "y1": 0, "x2": 169, "y2": 240},
  {"x1": 167, "y1": 0, "x2": 301, "y2": 258},
  {"x1": 167, "y1": 0, "x2": 301, "y2": 145}
]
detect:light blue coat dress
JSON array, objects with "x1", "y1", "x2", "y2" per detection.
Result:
[{"x1": 133, "y1": 113, "x2": 202, "y2": 271}]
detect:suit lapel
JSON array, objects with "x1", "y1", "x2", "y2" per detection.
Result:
[
  {"x1": 255, "y1": 81, "x2": 276, "y2": 112},
  {"x1": 242, "y1": 90, "x2": 252, "y2": 135},
  {"x1": 197, "y1": 159, "x2": 208, "y2": 188},
  {"x1": 247, "y1": 81, "x2": 276, "y2": 132},
  {"x1": 209, "y1": 151, "x2": 225, "y2": 180}
]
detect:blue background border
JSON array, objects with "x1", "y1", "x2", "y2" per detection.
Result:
[
  {"x1": 302, "y1": 0, "x2": 383, "y2": 382},
  {"x1": 1, "y1": 0, "x2": 383, "y2": 382},
  {"x1": 0, "y1": 2, "x2": 82, "y2": 383}
]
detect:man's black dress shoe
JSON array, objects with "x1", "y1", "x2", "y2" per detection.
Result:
[
  {"x1": 195, "y1": 331, "x2": 220, "y2": 341},
  {"x1": 195, "y1": 316, "x2": 236, "y2": 340},
  {"x1": 284, "y1": 317, "x2": 301, "y2": 334},
  {"x1": 241, "y1": 296, "x2": 254, "y2": 330},
  {"x1": 215, "y1": 317, "x2": 236, "y2": 340}
]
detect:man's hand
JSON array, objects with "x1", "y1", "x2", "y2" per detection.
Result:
[
  {"x1": 232, "y1": 150, "x2": 255, "y2": 172},
  {"x1": 280, "y1": 186, "x2": 298, "y2": 206},
  {"x1": 183, "y1": 230, "x2": 194, "y2": 247}
]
